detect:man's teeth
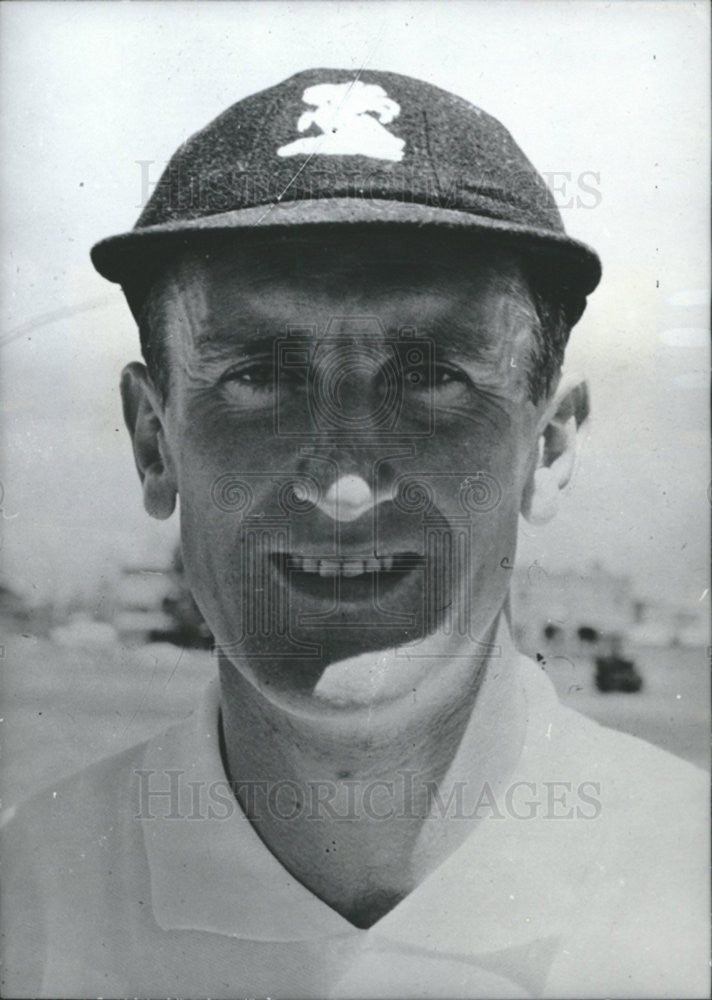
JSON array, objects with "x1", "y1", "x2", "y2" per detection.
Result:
[{"x1": 288, "y1": 555, "x2": 395, "y2": 577}]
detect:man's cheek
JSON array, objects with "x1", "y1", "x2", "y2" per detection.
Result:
[
  {"x1": 177, "y1": 512, "x2": 245, "y2": 636},
  {"x1": 415, "y1": 426, "x2": 523, "y2": 503}
]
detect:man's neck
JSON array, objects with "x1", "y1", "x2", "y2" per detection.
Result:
[{"x1": 218, "y1": 614, "x2": 526, "y2": 927}]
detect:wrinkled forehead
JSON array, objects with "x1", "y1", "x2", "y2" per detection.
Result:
[
  {"x1": 146, "y1": 230, "x2": 538, "y2": 349},
  {"x1": 149, "y1": 230, "x2": 539, "y2": 345}
]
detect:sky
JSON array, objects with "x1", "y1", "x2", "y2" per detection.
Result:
[{"x1": 0, "y1": 0, "x2": 709, "y2": 611}]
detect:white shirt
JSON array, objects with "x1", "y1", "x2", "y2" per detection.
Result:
[{"x1": 1, "y1": 654, "x2": 708, "y2": 998}]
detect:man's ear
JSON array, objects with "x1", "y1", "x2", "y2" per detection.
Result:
[
  {"x1": 120, "y1": 362, "x2": 177, "y2": 520},
  {"x1": 521, "y1": 375, "x2": 590, "y2": 525}
]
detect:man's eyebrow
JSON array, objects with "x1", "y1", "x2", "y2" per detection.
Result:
[
  {"x1": 188, "y1": 309, "x2": 534, "y2": 359},
  {"x1": 191, "y1": 330, "x2": 287, "y2": 356},
  {"x1": 425, "y1": 318, "x2": 507, "y2": 360}
]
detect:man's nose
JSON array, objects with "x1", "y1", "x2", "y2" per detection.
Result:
[
  {"x1": 315, "y1": 473, "x2": 379, "y2": 522},
  {"x1": 295, "y1": 436, "x2": 400, "y2": 522}
]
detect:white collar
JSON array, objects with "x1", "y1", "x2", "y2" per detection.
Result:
[{"x1": 140, "y1": 653, "x2": 598, "y2": 993}]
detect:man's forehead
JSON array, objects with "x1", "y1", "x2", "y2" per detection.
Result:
[{"x1": 160, "y1": 233, "x2": 534, "y2": 339}]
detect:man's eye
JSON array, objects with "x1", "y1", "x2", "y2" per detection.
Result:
[
  {"x1": 221, "y1": 359, "x2": 276, "y2": 388},
  {"x1": 406, "y1": 363, "x2": 469, "y2": 389},
  {"x1": 434, "y1": 367, "x2": 464, "y2": 385}
]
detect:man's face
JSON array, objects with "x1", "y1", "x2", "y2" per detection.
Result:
[{"x1": 151, "y1": 232, "x2": 546, "y2": 703}]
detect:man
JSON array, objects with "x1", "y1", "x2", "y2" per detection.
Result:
[{"x1": 1, "y1": 68, "x2": 707, "y2": 998}]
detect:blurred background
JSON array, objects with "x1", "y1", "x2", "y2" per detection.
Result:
[{"x1": 1, "y1": 1, "x2": 709, "y2": 806}]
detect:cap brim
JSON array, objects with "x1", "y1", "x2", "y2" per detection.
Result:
[{"x1": 91, "y1": 197, "x2": 601, "y2": 299}]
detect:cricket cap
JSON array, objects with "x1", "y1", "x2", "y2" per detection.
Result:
[{"x1": 90, "y1": 68, "x2": 601, "y2": 321}]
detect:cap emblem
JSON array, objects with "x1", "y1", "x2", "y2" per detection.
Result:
[{"x1": 277, "y1": 81, "x2": 405, "y2": 162}]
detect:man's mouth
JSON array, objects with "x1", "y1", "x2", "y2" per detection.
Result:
[
  {"x1": 282, "y1": 553, "x2": 419, "y2": 576},
  {"x1": 270, "y1": 551, "x2": 424, "y2": 602}
]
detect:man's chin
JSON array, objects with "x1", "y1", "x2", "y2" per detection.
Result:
[
  {"x1": 217, "y1": 621, "x2": 424, "y2": 702},
  {"x1": 218, "y1": 615, "x2": 497, "y2": 714}
]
